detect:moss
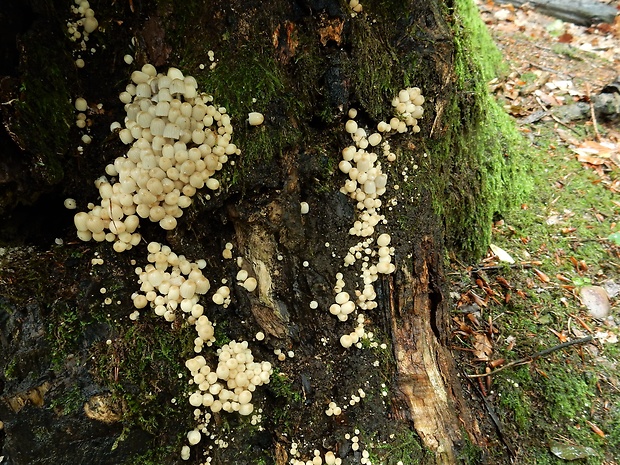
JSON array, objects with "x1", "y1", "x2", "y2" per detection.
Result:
[
  {"x1": 373, "y1": 427, "x2": 429, "y2": 464},
  {"x1": 47, "y1": 302, "x2": 84, "y2": 369},
  {"x1": 422, "y1": 0, "x2": 529, "y2": 260},
  {"x1": 91, "y1": 322, "x2": 191, "y2": 434},
  {"x1": 495, "y1": 367, "x2": 533, "y2": 431},
  {"x1": 49, "y1": 384, "x2": 85, "y2": 416},
  {"x1": 122, "y1": 444, "x2": 181, "y2": 465},
  {"x1": 451, "y1": 0, "x2": 507, "y2": 81},
  {"x1": 4, "y1": 358, "x2": 18, "y2": 380},
  {"x1": 268, "y1": 369, "x2": 303, "y2": 403},
  {"x1": 455, "y1": 432, "x2": 485, "y2": 464},
  {"x1": 349, "y1": 18, "x2": 399, "y2": 120},
  {"x1": 541, "y1": 366, "x2": 596, "y2": 422}
]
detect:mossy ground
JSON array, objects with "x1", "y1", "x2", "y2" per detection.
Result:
[{"x1": 449, "y1": 87, "x2": 620, "y2": 465}]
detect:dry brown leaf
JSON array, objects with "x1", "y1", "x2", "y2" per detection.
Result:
[
  {"x1": 556, "y1": 274, "x2": 571, "y2": 283},
  {"x1": 496, "y1": 276, "x2": 512, "y2": 289},
  {"x1": 556, "y1": 128, "x2": 581, "y2": 146},
  {"x1": 549, "y1": 328, "x2": 568, "y2": 343},
  {"x1": 586, "y1": 420, "x2": 605, "y2": 438},
  {"x1": 575, "y1": 153, "x2": 608, "y2": 165},
  {"x1": 469, "y1": 290, "x2": 488, "y2": 308},
  {"x1": 533, "y1": 268, "x2": 551, "y2": 283},
  {"x1": 473, "y1": 333, "x2": 493, "y2": 361},
  {"x1": 557, "y1": 33, "x2": 573, "y2": 43}
]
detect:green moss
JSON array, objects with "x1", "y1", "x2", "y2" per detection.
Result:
[
  {"x1": 423, "y1": 0, "x2": 529, "y2": 260},
  {"x1": 551, "y1": 44, "x2": 585, "y2": 61},
  {"x1": 455, "y1": 432, "x2": 485, "y2": 464},
  {"x1": 97, "y1": 324, "x2": 189, "y2": 428},
  {"x1": 4, "y1": 358, "x2": 18, "y2": 380},
  {"x1": 269, "y1": 369, "x2": 302, "y2": 403},
  {"x1": 349, "y1": 19, "x2": 399, "y2": 120},
  {"x1": 47, "y1": 302, "x2": 84, "y2": 369},
  {"x1": 451, "y1": 0, "x2": 507, "y2": 81},
  {"x1": 122, "y1": 444, "x2": 181, "y2": 465},
  {"x1": 541, "y1": 367, "x2": 596, "y2": 422},
  {"x1": 496, "y1": 367, "x2": 533, "y2": 431},
  {"x1": 373, "y1": 427, "x2": 429, "y2": 464},
  {"x1": 49, "y1": 384, "x2": 85, "y2": 416}
]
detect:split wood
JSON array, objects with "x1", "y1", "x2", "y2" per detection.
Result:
[{"x1": 467, "y1": 335, "x2": 593, "y2": 378}]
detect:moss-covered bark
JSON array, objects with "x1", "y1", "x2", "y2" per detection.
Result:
[{"x1": 0, "y1": 1, "x2": 527, "y2": 464}]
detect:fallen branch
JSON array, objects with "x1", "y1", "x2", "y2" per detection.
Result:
[
  {"x1": 467, "y1": 335, "x2": 593, "y2": 378},
  {"x1": 494, "y1": 0, "x2": 618, "y2": 26}
]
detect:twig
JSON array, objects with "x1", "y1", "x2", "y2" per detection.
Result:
[
  {"x1": 467, "y1": 335, "x2": 593, "y2": 378},
  {"x1": 585, "y1": 83, "x2": 601, "y2": 142},
  {"x1": 527, "y1": 60, "x2": 574, "y2": 79},
  {"x1": 471, "y1": 263, "x2": 533, "y2": 272},
  {"x1": 534, "y1": 96, "x2": 581, "y2": 135},
  {"x1": 466, "y1": 373, "x2": 516, "y2": 457}
]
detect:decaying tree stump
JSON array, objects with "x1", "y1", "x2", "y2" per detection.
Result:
[{"x1": 0, "y1": 1, "x2": 524, "y2": 464}]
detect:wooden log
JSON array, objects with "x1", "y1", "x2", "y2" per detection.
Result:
[{"x1": 494, "y1": 0, "x2": 618, "y2": 26}]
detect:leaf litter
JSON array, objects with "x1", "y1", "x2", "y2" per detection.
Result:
[{"x1": 450, "y1": 1, "x2": 620, "y2": 462}]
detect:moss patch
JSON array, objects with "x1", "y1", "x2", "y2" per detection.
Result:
[
  {"x1": 423, "y1": 0, "x2": 529, "y2": 260},
  {"x1": 450, "y1": 117, "x2": 620, "y2": 463}
]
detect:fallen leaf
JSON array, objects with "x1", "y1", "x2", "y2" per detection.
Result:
[
  {"x1": 469, "y1": 290, "x2": 488, "y2": 308},
  {"x1": 549, "y1": 328, "x2": 568, "y2": 343},
  {"x1": 585, "y1": 420, "x2": 605, "y2": 438},
  {"x1": 556, "y1": 128, "x2": 581, "y2": 146},
  {"x1": 489, "y1": 244, "x2": 515, "y2": 264},
  {"x1": 550, "y1": 441, "x2": 597, "y2": 460},
  {"x1": 579, "y1": 286, "x2": 611, "y2": 319},
  {"x1": 556, "y1": 274, "x2": 571, "y2": 283},
  {"x1": 575, "y1": 153, "x2": 609, "y2": 165},
  {"x1": 533, "y1": 268, "x2": 551, "y2": 283},
  {"x1": 466, "y1": 313, "x2": 480, "y2": 326},
  {"x1": 473, "y1": 333, "x2": 493, "y2": 361},
  {"x1": 546, "y1": 214, "x2": 563, "y2": 225},
  {"x1": 496, "y1": 276, "x2": 512, "y2": 289},
  {"x1": 595, "y1": 330, "x2": 618, "y2": 344}
]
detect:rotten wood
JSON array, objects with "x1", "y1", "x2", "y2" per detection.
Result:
[{"x1": 389, "y1": 236, "x2": 479, "y2": 464}]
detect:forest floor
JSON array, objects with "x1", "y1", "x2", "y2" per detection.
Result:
[{"x1": 450, "y1": 2, "x2": 620, "y2": 464}]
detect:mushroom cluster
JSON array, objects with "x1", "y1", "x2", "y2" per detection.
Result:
[
  {"x1": 182, "y1": 341, "x2": 273, "y2": 457},
  {"x1": 130, "y1": 241, "x2": 214, "y2": 341},
  {"x1": 186, "y1": 341, "x2": 272, "y2": 417},
  {"x1": 331, "y1": 87, "x2": 425, "y2": 347},
  {"x1": 349, "y1": 0, "x2": 363, "y2": 15},
  {"x1": 66, "y1": 0, "x2": 99, "y2": 45},
  {"x1": 66, "y1": 0, "x2": 100, "y2": 69},
  {"x1": 73, "y1": 64, "x2": 238, "y2": 251}
]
